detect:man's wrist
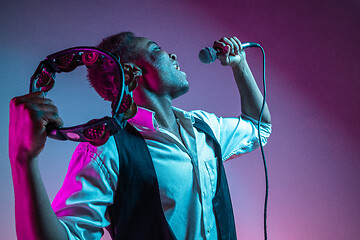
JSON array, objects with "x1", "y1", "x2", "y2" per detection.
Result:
[
  {"x1": 10, "y1": 150, "x2": 39, "y2": 171},
  {"x1": 231, "y1": 58, "x2": 249, "y2": 73}
]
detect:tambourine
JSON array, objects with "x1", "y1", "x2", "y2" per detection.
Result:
[{"x1": 29, "y1": 47, "x2": 137, "y2": 146}]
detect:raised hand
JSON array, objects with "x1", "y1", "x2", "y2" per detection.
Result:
[
  {"x1": 213, "y1": 36, "x2": 246, "y2": 67},
  {"x1": 9, "y1": 91, "x2": 63, "y2": 163}
]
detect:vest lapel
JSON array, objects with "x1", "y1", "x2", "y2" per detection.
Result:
[
  {"x1": 193, "y1": 118, "x2": 237, "y2": 240},
  {"x1": 108, "y1": 123, "x2": 175, "y2": 240}
]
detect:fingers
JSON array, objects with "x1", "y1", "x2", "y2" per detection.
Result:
[
  {"x1": 233, "y1": 37, "x2": 243, "y2": 51},
  {"x1": 223, "y1": 37, "x2": 236, "y2": 55},
  {"x1": 211, "y1": 36, "x2": 246, "y2": 66},
  {"x1": 213, "y1": 40, "x2": 229, "y2": 55},
  {"x1": 9, "y1": 92, "x2": 64, "y2": 160},
  {"x1": 34, "y1": 103, "x2": 63, "y2": 128},
  {"x1": 11, "y1": 92, "x2": 63, "y2": 129},
  {"x1": 213, "y1": 36, "x2": 242, "y2": 56},
  {"x1": 23, "y1": 91, "x2": 46, "y2": 100},
  {"x1": 11, "y1": 92, "x2": 46, "y2": 106}
]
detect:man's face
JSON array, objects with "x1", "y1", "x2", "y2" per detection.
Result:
[{"x1": 132, "y1": 37, "x2": 189, "y2": 99}]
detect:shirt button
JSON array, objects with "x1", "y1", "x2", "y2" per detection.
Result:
[{"x1": 207, "y1": 227, "x2": 211, "y2": 233}]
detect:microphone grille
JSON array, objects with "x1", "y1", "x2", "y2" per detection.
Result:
[{"x1": 199, "y1": 47, "x2": 217, "y2": 64}]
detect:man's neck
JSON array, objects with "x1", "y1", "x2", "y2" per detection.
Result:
[{"x1": 137, "y1": 93, "x2": 179, "y2": 134}]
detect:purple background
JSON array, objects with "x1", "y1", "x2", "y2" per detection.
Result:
[{"x1": 1, "y1": 0, "x2": 359, "y2": 239}]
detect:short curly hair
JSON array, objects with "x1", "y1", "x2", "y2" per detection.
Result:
[{"x1": 87, "y1": 32, "x2": 140, "y2": 102}]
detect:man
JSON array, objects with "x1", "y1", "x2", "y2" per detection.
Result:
[{"x1": 9, "y1": 32, "x2": 271, "y2": 240}]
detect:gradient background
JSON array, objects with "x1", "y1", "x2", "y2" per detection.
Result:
[{"x1": 1, "y1": 0, "x2": 359, "y2": 239}]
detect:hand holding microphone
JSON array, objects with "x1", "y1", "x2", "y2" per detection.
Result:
[{"x1": 199, "y1": 36, "x2": 258, "y2": 66}]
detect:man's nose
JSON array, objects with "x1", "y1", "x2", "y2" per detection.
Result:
[{"x1": 169, "y1": 53, "x2": 177, "y2": 60}]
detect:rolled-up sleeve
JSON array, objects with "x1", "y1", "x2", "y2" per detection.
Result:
[
  {"x1": 52, "y1": 137, "x2": 119, "y2": 240},
  {"x1": 191, "y1": 111, "x2": 272, "y2": 161}
]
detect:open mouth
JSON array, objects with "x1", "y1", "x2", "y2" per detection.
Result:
[{"x1": 173, "y1": 64, "x2": 180, "y2": 71}]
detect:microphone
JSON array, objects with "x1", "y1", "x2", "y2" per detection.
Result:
[{"x1": 198, "y1": 42, "x2": 259, "y2": 64}]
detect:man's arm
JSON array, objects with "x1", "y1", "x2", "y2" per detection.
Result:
[
  {"x1": 9, "y1": 92, "x2": 68, "y2": 240},
  {"x1": 213, "y1": 36, "x2": 271, "y2": 124}
]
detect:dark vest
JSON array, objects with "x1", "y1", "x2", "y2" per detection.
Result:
[{"x1": 107, "y1": 118, "x2": 237, "y2": 240}]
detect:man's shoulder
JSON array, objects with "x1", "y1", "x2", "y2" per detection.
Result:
[
  {"x1": 71, "y1": 136, "x2": 119, "y2": 188},
  {"x1": 172, "y1": 106, "x2": 219, "y2": 122},
  {"x1": 73, "y1": 136, "x2": 119, "y2": 163},
  {"x1": 189, "y1": 109, "x2": 220, "y2": 126}
]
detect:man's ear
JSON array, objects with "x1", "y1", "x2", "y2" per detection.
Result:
[
  {"x1": 120, "y1": 63, "x2": 142, "y2": 120},
  {"x1": 123, "y1": 63, "x2": 142, "y2": 92},
  {"x1": 123, "y1": 63, "x2": 142, "y2": 85}
]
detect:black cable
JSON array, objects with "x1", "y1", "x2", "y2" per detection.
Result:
[{"x1": 253, "y1": 44, "x2": 268, "y2": 240}]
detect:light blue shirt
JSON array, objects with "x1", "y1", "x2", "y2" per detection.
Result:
[{"x1": 52, "y1": 107, "x2": 271, "y2": 240}]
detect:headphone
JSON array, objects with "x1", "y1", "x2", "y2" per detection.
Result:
[{"x1": 29, "y1": 47, "x2": 137, "y2": 146}]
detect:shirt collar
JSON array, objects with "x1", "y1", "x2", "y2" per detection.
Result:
[
  {"x1": 172, "y1": 106, "x2": 195, "y2": 124},
  {"x1": 128, "y1": 106, "x2": 194, "y2": 131},
  {"x1": 127, "y1": 107, "x2": 158, "y2": 131}
]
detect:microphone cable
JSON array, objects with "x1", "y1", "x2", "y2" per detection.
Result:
[{"x1": 250, "y1": 43, "x2": 269, "y2": 240}]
